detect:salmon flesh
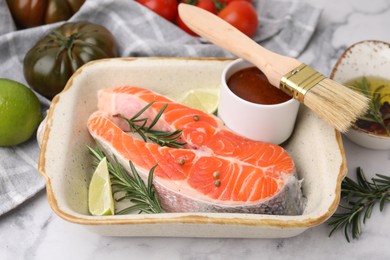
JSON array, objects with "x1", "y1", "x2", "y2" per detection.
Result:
[{"x1": 87, "y1": 86, "x2": 304, "y2": 215}]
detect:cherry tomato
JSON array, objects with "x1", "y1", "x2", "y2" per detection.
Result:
[
  {"x1": 190, "y1": 0, "x2": 217, "y2": 13},
  {"x1": 136, "y1": 0, "x2": 178, "y2": 22},
  {"x1": 177, "y1": 0, "x2": 217, "y2": 36},
  {"x1": 218, "y1": 1, "x2": 258, "y2": 38}
]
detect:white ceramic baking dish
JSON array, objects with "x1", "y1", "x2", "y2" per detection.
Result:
[{"x1": 38, "y1": 57, "x2": 346, "y2": 238}]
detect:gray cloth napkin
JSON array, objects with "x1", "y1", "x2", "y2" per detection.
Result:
[{"x1": 0, "y1": 0, "x2": 321, "y2": 216}]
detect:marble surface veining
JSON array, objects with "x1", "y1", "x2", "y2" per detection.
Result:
[{"x1": 1, "y1": 0, "x2": 390, "y2": 259}]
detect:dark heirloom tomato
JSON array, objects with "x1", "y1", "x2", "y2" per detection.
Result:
[
  {"x1": 23, "y1": 22, "x2": 117, "y2": 99},
  {"x1": 6, "y1": 0, "x2": 85, "y2": 29}
]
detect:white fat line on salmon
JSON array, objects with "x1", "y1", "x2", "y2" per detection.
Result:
[{"x1": 125, "y1": 130, "x2": 291, "y2": 178}]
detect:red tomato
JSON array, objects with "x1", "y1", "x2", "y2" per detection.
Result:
[
  {"x1": 177, "y1": 0, "x2": 217, "y2": 36},
  {"x1": 191, "y1": 0, "x2": 217, "y2": 13},
  {"x1": 218, "y1": 1, "x2": 258, "y2": 38},
  {"x1": 136, "y1": 0, "x2": 178, "y2": 22}
]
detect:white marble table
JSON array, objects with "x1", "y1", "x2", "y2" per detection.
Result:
[{"x1": 1, "y1": 0, "x2": 390, "y2": 259}]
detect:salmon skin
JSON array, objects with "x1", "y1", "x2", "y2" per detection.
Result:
[{"x1": 87, "y1": 86, "x2": 304, "y2": 215}]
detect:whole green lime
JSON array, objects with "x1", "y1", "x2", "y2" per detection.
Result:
[{"x1": 0, "y1": 78, "x2": 42, "y2": 146}]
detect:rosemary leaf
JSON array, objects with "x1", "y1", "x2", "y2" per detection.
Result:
[
  {"x1": 147, "y1": 103, "x2": 167, "y2": 130},
  {"x1": 379, "y1": 195, "x2": 387, "y2": 211},
  {"x1": 352, "y1": 214, "x2": 361, "y2": 240},
  {"x1": 377, "y1": 174, "x2": 390, "y2": 181},
  {"x1": 328, "y1": 167, "x2": 390, "y2": 242},
  {"x1": 131, "y1": 100, "x2": 155, "y2": 120},
  {"x1": 344, "y1": 224, "x2": 351, "y2": 243},
  {"x1": 114, "y1": 101, "x2": 186, "y2": 148},
  {"x1": 363, "y1": 204, "x2": 373, "y2": 224},
  {"x1": 356, "y1": 168, "x2": 370, "y2": 190}
]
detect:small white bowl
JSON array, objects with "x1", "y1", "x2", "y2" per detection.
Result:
[
  {"x1": 218, "y1": 58, "x2": 300, "y2": 144},
  {"x1": 330, "y1": 40, "x2": 390, "y2": 150}
]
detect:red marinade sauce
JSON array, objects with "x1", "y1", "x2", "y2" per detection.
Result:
[{"x1": 227, "y1": 66, "x2": 291, "y2": 105}]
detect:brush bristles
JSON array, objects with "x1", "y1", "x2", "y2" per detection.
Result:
[{"x1": 303, "y1": 78, "x2": 369, "y2": 132}]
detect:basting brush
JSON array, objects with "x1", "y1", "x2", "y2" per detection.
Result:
[{"x1": 178, "y1": 3, "x2": 369, "y2": 132}]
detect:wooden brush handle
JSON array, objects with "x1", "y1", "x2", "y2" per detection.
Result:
[{"x1": 178, "y1": 3, "x2": 301, "y2": 87}]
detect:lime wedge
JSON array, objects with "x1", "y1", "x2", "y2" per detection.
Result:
[
  {"x1": 179, "y1": 88, "x2": 219, "y2": 114},
  {"x1": 88, "y1": 157, "x2": 115, "y2": 216}
]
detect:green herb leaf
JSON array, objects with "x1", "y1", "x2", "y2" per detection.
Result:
[
  {"x1": 328, "y1": 167, "x2": 390, "y2": 242},
  {"x1": 114, "y1": 101, "x2": 187, "y2": 148}
]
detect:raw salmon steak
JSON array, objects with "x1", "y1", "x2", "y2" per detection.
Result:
[{"x1": 87, "y1": 86, "x2": 304, "y2": 215}]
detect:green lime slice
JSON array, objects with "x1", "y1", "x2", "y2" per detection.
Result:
[
  {"x1": 88, "y1": 157, "x2": 115, "y2": 216},
  {"x1": 179, "y1": 88, "x2": 219, "y2": 114}
]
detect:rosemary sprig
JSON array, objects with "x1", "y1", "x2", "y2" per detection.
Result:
[
  {"x1": 328, "y1": 167, "x2": 390, "y2": 242},
  {"x1": 88, "y1": 144, "x2": 163, "y2": 214},
  {"x1": 114, "y1": 101, "x2": 186, "y2": 148}
]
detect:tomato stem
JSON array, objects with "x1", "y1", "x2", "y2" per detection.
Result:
[
  {"x1": 185, "y1": 0, "x2": 199, "y2": 5},
  {"x1": 52, "y1": 30, "x2": 79, "y2": 49},
  {"x1": 212, "y1": 0, "x2": 225, "y2": 12}
]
